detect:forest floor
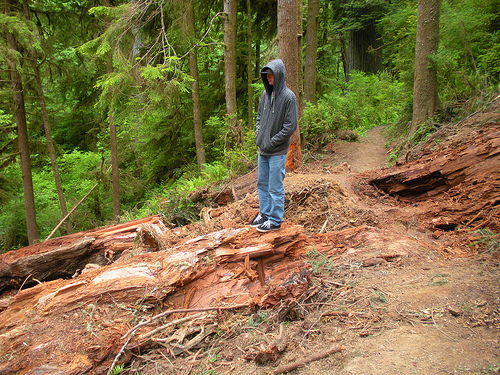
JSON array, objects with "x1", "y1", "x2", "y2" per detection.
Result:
[
  {"x1": 127, "y1": 112, "x2": 500, "y2": 374},
  {"x1": 1, "y1": 99, "x2": 499, "y2": 375}
]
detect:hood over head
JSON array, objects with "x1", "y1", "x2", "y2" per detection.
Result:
[{"x1": 261, "y1": 59, "x2": 287, "y2": 97}]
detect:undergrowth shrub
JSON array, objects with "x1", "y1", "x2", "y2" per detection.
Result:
[
  {"x1": 301, "y1": 71, "x2": 407, "y2": 149},
  {"x1": 121, "y1": 161, "x2": 231, "y2": 226}
]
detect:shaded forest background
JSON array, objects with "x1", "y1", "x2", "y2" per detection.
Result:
[{"x1": 0, "y1": 0, "x2": 499, "y2": 251}]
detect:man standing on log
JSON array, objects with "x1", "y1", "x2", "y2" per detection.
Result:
[{"x1": 250, "y1": 59, "x2": 298, "y2": 233}]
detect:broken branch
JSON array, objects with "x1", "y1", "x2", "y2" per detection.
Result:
[{"x1": 273, "y1": 345, "x2": 344, "y2": 374}]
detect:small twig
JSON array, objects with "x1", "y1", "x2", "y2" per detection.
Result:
[
  {"x1": 273, "y1": 345, "x2": 344, "y2": 374},
  {"x1": 122, "y1": 304, "x2": 248, "y2": 340},
  {"x1": 106, "y1": 334, "x2": 132, "y2": 375},
  {"x1": 107, "y1": 304, "x2": 248, "y2": 375},
  {"x1": 431, "y1": 307, "x2": 458, "y2": 342},
  {"x1": 138, "y1": 312, "x2": 209, "y2": 340},
  {"x1": 319, "y1": 219, "x2": 328, "y2": 234},
  {"x1": 465, "y1": 210, "x2": 483, "y2": 227},
  {"x1": 299, "y1": 315, "x2": 323, "y2": 346},
  {"x1": 17, "y1": 274, "x2": 32, "y2": 294}
]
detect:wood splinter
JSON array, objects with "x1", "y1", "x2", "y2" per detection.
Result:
[{"x1": 257, "y1": 257, "x2": 266, "y2": 286}]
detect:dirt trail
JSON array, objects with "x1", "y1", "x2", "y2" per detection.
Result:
[
  {"x1": 1, "y1": 122, "x2": 498, "y2": 375},
  {"x1": 329, "y1": 126, "x2": 390, "y2": 172},
  {"x1": 278, "y1": 125, "x2": 500, "y2": 375},
  {"x1": 126, "y1": 123, "x2": 500, "y2": 374}
]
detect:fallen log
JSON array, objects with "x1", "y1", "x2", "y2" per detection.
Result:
[
  {"x1": 370, "y1": 124, "x2": 500, "y2": 198},
  {"x1": 370, "y1": 123, "x2": 500, "y2": 231},
  {"x1": 0, "y1": 223, "x2": 311, "y2": 375},
  {"x1": 0, "y1": 216, "x2": 161, "y2": 293}
]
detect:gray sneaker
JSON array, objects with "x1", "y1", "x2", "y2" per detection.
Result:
[
  {"x1": 256, "y1": 220, "x2": 281, "y2": 233},
  {"x1": 250, "y1": 213, "x2": 267, "y2": 227}
]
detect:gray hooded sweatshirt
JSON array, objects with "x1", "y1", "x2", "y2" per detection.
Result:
[{"x1": 255, "y1": 59, "x2": 298, "y2": 156}]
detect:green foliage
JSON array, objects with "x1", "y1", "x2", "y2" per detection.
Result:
[
  {"x1": 486, "y1": 362, "x2": 500, "y2": 373},
  {"x1": 2, "y1": 0, "x2": 500, "y2": 252},
  {"x1": 0, "y1": 14, "x2": 41, "y2": 61},
  {"x1": 223, "y1": 128, "x2": 258, "y2": 175},
  {"x1": 339, "y1": 0, "x2": 391, "y2": 31},
  {"x1": 110, "y1": 364, "x2": 125, "y2": 375},
  {"x1": 0, "y1": 150, "x2": 118, "y2": 252},
  {"x1": 248, "y1": 310, "x2": 269, "y2": 327},
  {"x1": 301, "y1": 71, "x2": 407, "y2": 149},
  {"x1": 379, "y1": 0, "x2": 500, "y2": 106},
  {"x1": 121, "y1": 161, "x2": 230, "y2": 227},
  {"x1": 470, "y1": 229, "x2": 500, "y2": 254},
  {"x1": 409, "y1": 119, "x2": 438, "y2": 144},
  {"x1": 437, "y1": 0, "x2": 500, "y2": 99},
  {"x1": 371, "y1": 290, "x2": 388, "y2": 304},
  {"x1": 301, "y1": 101, "x2": 339, "y2": 149},
  {"x1": 378, "y1": 2, "x2": 418, "y2": 87},
  {"x1": 305, "y1": 245, "x2": 336, "y2": 274},
  {"x1": 39, "y1": 151, "x2": 113, "y2": 235}
]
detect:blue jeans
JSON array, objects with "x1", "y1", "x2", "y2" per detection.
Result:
[{"x1": 257, "y1": 153, "x2": 287, "y2": 225}]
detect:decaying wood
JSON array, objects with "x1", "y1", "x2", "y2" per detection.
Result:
[
  {"x1": 370, "y1": 123, "x2": 500, "y2": 231},
  {"x1": 371, "y1": 125, "x2": 500, "y2": 198},
  {"x1": 0, "y1": 222, "x2": 312, "y2": 375},
  {"x1": 273, "y1": 344, "x2": 345, "y2": 374},
  {"x1": 0, "y1": 215, "x2": 162, "y2": 293}
]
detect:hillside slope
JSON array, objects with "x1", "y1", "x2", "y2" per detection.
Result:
[{"x1": 0, "y1": 96, "x2": 499, "y2": 375}]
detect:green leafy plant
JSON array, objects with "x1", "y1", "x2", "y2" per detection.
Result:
[
  {"x1": 301, "y1": 71, "x2": 406, "y2": 150},
  {"x1": 471, "y1": 229, "x2": 500, "y2": 254},
  {"x1": 371, "y1": 290, "x2": 387, "y2": 304},
  {"x1": 110, "y1": 364, "x2": 124, "y2": 375},
  {"x1": 305, "y1": 245, "x2": 336, "y2": 274},
  {"x1": 486, "y1": 362, "x2": 500, "y2": 374},
  {"x1": 248, "y1": 310, "x2": 269, "y2": 327}
]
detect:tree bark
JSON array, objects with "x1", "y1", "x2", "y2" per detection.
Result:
[
  {"x1": 109, "y1": 109, "x2": 120, "y2": 220},
  {"x1": 187, "y1": 0, "x2": 206, "y2": 169},
  {"x1": 370, "y1": 123, "x2": 500, "y2": 231},
  {"x1": 7, "y1": 32, "x2": 39, "y2": 244},
  {"x1": 101, "y1": 0, "x2": 120, "y2": 220},
  {"x1": 22, "y1": 0, "x2": 71, "y2": 235},
  {"x1": 411, "y1": 0, "x2": 442, "y2": 137},
  {"x1": 224, "y1": 0, "x2": 239, "y2": 141},
  {"x1": 304, "y1": 0, "x2": 319, "y2": 105},
  {"x1": 278, "y1": 0, "x2": 302, "y2": 170},
  {"x1": 345, "y1": 21, "x2": 383, "y2": 81},
  {"x1": 246, "y1": 0, "x2": 254, "y2": 129},
  {"x1": 33, "y1": 65, "x2": 72, "y2": 234}
]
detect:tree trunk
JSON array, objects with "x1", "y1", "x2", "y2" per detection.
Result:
[
  {"x1": 246, "y1": 0, "x2": 254, "y2": 129},
  {"x1": 109, "y1": 109, "x2": 120, "y2": 220},
  {"x1": 278, "y1": 0, "x2": 302, "y2": 170},
  {"x1": 254, "y1": 23, "x2": 261, "y2": 79},
  {"x1": 187, "y1": 1, "x2": 206, "y2": 170},
  {"x1": 7, "y1": 32, "x2": 39, "y2": 245},
  {"x1": 223, "y1": 0, "x2": 239, "y2": 142},
  {"x1": 410, "y1": 0, "x2": 442, "y2": 137},
  {"x1": 34, "y1": 66, "x2": 72, "y2": 234},
  {"x1": 104, "y1": 56, "x2": 120, "y2": 220},
  {"x1": 21, "y1": 0, "x2": 72, "y2": 236},
  {"x1": 345, "y1": 21, "x2": 383, "y2": 81},
  {"x1": 304, "y1": 0, "x2": 319, "y2": 105}
]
